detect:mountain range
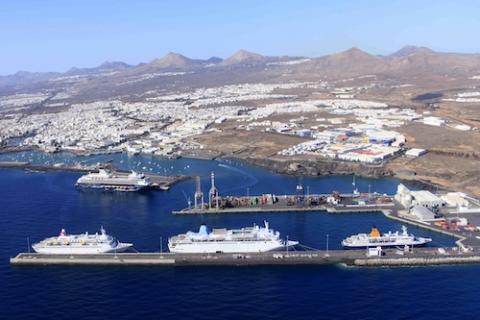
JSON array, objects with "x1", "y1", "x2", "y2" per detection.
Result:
[{"x1": 1, "y1": 46, "x2": 480, "y2": 101}]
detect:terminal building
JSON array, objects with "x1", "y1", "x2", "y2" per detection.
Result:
[
  {"x1": 441, "y1": 192, "x2": 470, "y2": 208},
  {"x1": 395, "y1": 184, "x2": 446, "y2": 210},
  {"x1": 395, "y1": 184, "x2": 444, "y2": 222},
  {"x1": 410, "y1": 206, "x2": 436, "y2": 221},
  {"x1": 410, "y1": 190, "x2": 446, "y2": 209}
]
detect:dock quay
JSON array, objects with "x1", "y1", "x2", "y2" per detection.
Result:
[
  {"x1": 145, "y1": 174, "x2": 189, "y2": 190},
  {"x1": 10, "y1": 247, "x2": 480, "y2": 267},
  {"x1": 0, "y1": 146, "x2": 35, "y2": 154},
  {"x1": 174, "y1": 171, "x2": 395, "y2": 214},
  {"x1": 172, "y1": 172, "x2": 480, "y2": 252},
  {"x1": 173, "y1": 203, "x2": 480, "y2": 249},
  {"x1": 0, "y1": 161, "x2": 189, "y2": 190},
  {"x1": 173, "y1": 203, "x2": 393, "y2": 215},
  {"x1": 173, "y1": 193, "x2": 394, "y2": 215},
  {"x1": 0, "y1": 161, "x2": 92, "y2": 173},
  {"x1": 178, "y1": 149, "x2": 222, "y2": 160}
]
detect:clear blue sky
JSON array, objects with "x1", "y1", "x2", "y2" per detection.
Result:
[{"x1": 1, "y1": 0, "x2": 480, "y2": 74}]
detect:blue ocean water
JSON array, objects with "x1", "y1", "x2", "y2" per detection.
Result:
[{"x1": 0, "y1": 154, "x2": 476, "y2": 320}]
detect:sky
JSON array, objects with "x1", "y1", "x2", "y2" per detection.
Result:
[{"x1": 1, "y1": 0, "x2": 480, "y2": 75}]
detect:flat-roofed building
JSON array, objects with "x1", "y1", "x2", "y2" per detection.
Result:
[
  {"x1": 410, "y1": 206, "x2": 435, "y2": 221},
  {"x1": 441, "y1": 192, "x2": 469, "y2": 207},
  {"x1": 410, "y1": 190, "x2": 446, "y2": 209},
  {"x1": 406, "y1": 148, "x2": 427, "y2": 158}
]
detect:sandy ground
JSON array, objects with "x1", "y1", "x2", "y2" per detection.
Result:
[
  {"x1": 192, "y1": 129, "x2": 308, "y2": 158},
  {"x1": 193, "y1": 92, "x2": 480, "y2": 198}
]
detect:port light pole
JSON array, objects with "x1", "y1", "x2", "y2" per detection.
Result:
[{"x1": 286, "y1": 235, "x2": 289, "y2": 255}]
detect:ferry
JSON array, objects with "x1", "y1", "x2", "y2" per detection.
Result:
[
  {"x1": 342, "y1": 226, "x2": 432, "y2": 249},
  {"x1": 75, "y1": 169, "x2": 152, "y2": 191},
  {"x1": 168, "y1": 221, "x2": 298, "y2": 253},
  {"x1": 32, "y1": 227, "x2": 133, "y2": 254}
]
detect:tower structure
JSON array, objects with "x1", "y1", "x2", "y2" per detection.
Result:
[
  {"x1": 209, "y1": 171, "x2": 219, "y2": 210},
  {"x1": 194, "y1": 176, "x2": 204, "y2": 209}
]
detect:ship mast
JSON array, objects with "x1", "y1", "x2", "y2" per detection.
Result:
[{"x1": 352, "y1": 175, "x2": 358, "y2": 195}]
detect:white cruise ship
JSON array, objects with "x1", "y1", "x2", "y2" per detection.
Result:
[
  {"x1": 75, "y1": 169, "x2": 152, "y2": 191},
  {"x1": 342, "y1": 226, "x2": 432, "y2": 249},
  {"x1": 32, "y1": 227, "x2": 133, "y2": 254},
  {"x1": 168, "y1": 221, "x2": 298, "y2": 253}
]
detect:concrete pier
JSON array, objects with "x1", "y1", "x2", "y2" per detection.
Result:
[
  {"x1": 173, "y1": 205, "x2": 392, "y2": 215},
  {"x1": 9, "y1": 251, "x2": 353, "y2": 266},
  {"x1": 172, "y1": 194, "x2": 395, "y2": 215},
  {"x1": 10, "y1": 248, "x2": 480, "y2": 267}
]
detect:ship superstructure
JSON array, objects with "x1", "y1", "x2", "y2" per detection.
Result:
[
  {"x1": 168, "y1": 221, "x2": 298, "y2": 253},
  {"x1": 342, "y1": 226, "x2": 432, "y2": 249},
  {"x1": 32, "y1": 227, "x2": 133, "y2": 254},
  {"x1": 75, "y1": 169, "x2": 152, "y2": 191}
]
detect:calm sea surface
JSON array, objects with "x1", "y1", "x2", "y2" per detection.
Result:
[{"x1": 0, "y1": 153, "x2": 477, "y2": 320}]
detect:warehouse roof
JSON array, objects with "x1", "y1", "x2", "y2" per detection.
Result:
[
  {"x1": 411, "y1": 206, "x2": 435, "y2": 221},
  {"x1": 406, "y1": 148, "x2": 427, "y2": 157},
  {"x1": 411, "y1": 190, "x2": 444, "y2": 204}
]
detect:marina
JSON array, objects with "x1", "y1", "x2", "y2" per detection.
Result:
[
  {"x1": 1, "y1": 154, "x2": 479, "y2": 320},
  {"x1": 5, "y1": 156, "x2": 480, "y2": 266}
]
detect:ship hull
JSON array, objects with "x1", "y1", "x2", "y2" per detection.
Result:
[
  {"x1": 168, "y1": 240, "x2": 296, "y2": 253},
  {"x1": 342, "y1": 239, "x2": 431, "y2": 249},
  {"x1": 75, "y1": 183, "x2": 144, "y2": 192},
  {"x1": 75, "y1": 170, "x2": 151, "y2": 192},
  {"x1": 32, "y1": 243, "x2": 133, "y2": 254}
]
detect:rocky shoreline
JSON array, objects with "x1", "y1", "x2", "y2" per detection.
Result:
[
  {"x1": 234, "y1": 155, "x2": 450, "y2": 194},
  {"x1": 0, "y1": 148, "x2": 456, "y2": 195}
]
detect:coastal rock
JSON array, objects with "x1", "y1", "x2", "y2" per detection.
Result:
[
  {"x1": 288, "y1": 162, "x2": 302, "y2": 172},
  {"x1": 243, "y1": 157, "x2": 393, "y2": 179}
]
